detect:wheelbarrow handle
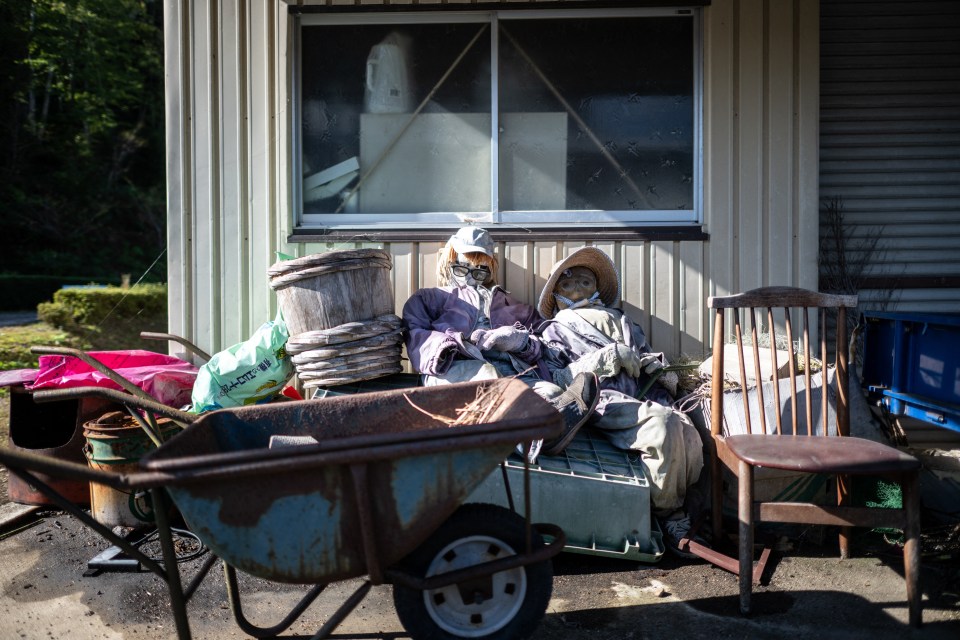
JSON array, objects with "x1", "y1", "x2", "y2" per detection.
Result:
[
  {"x1": 30, "y1": 345, "x2": 158, "y2": 405},
  {"x1": 140, "y1": 332, "x2": 212, "y2": 363},
  {"x1": 0, "y1": 444, "x2": 171, "y2": 490},
  {"x1": 31, "y1": 386, "x2": 197, "y2": 426}
]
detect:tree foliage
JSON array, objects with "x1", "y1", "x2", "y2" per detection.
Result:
[{"x1": 0, "y1": 0, "x2": 165, "y2": 280}]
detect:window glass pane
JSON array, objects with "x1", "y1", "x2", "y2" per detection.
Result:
[
  {"x1": 300, "y1": 23, "x2": 491, "y2": 215},
  {"x1": 498, "y1": 17, "x2": 694, "y2": 212}
]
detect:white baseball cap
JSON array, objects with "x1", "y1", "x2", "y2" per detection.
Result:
[{"x1": 448, "y1": 226, "x2": 494, "y2": 257}]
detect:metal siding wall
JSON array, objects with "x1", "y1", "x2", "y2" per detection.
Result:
[
  {"x1": 703, "y1": 0, "x2": 819, "y2": 339},
  {"x1": 193, "y1": 0, "x2": 221, "y2": 354},
  {"x1": 166, "y1": 0, "x2": 819, "y2": 359},
  {"x1": 165, "y1": 0, "x2": 287, "y2": 356},
  {"x1": 736, "y1": 0, "x2": 766, "y2": 294},
  {"x1": 220, "y1": 1, "x2": 245, "y2": 344},
  {"x1": 820, "y1": 0, "x2": 960, "y2": 312},
  {"x1": 164, "y1": 0, "x2": 191, "y2": 361},
  {"x1": 248, "y1": 0, "x2": 277, "y2": 334},
  {"x1": 702, "y1": 0, "x2": 736, "y2": 304},
  {"x1": 797, "y1": 0, "x2": 821, "y2": 292}
]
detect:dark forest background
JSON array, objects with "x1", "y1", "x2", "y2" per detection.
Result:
[{"x1": 0, "y1": 0, "x2": 166, "y2": 284}]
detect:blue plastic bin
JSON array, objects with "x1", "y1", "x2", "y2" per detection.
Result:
[{"x1": 861, "y1": 311, "x2": 960, "y2": 432}]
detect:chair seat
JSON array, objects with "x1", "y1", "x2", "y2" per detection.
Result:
[{"x1": 723, "y1": 434, "x2": 920, "y2": 474}]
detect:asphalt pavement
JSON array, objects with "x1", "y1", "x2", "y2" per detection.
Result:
[
  {"x1": 1, "y1": 505, "x2": 959, "y2": 639},
  {"x1": 0, "y1": 311, "x2": 39, "y2": 327}
]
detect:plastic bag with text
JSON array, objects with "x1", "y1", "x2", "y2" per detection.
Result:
[{"x1": 190, "y1": 316, "x2": 293, "y2": 413}]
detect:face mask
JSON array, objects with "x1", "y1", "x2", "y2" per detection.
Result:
[{"x1": 554, "y1": 290, "x2": 601, "y2": 311}]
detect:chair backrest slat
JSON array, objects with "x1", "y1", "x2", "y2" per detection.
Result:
[
  {"x1": 733, "y1": 312, "x2": 752, "y2": 434},
  {"x1": 710, "y1": 307, "x2": 726, "y2": 438},
  {"x1": 837, "y1": 305, "x2": 850, "y2": 436},
  {"x1": 765, "y1": 307, "x2": 781, "y2": 435},
  {"x1": 820, "y1": 307, "x2": 828, "y2": 437},
  {"x1": 749, "y1": 309, "x2": 768, "y2": 433},
  {"x1": 784, "y1": 308, "x2": 798, "y2": 435},
  {"x1": 803, "y1": 308, "x2": 813, "y2": 437},
  {"x1": 707, "y1": 286, "x2": 858, "y2": 440}
]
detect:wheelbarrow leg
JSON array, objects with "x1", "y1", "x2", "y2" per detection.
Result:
[
  {"x1": 151, "y1": 488, "x2": 193, "y2": 640},
  {"x1": 224, "y1": 563, "x2": 329, "y2": 638}
]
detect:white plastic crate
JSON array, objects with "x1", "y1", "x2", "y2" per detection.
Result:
[{"x1": 467, "y1": 428, "x2": 664, "y2": 563}]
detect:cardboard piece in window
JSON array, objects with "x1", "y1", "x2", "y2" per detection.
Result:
[
  {"x1": 357, "y1": 112, "x2": 566, "y2": 213},
  {"x1": 304, "y1": 156, "x2": 359, "y2": 202}
]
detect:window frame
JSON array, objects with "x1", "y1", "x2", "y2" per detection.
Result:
[{"x1": 292, "y1": 7, "x2": 704, "y2": 233}]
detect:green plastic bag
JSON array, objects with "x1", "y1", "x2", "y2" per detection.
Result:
[{"x1": 190, "y1": 314, "x2": 293, "y2": 413}]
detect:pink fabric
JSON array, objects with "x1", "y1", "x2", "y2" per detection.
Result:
[
  {"x1": 26, "y1": 350, "x2": 199, "y2": 408},
  {"x1": 0, "y1": 369, "x2": 38, "y2": 388}
]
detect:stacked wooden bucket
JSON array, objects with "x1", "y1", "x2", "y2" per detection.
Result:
[{"x1": 268, "y1": 249, "x2": 403, "y2": 390}]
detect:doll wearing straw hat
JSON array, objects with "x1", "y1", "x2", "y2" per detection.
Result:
[{"x1": 536, "y1": 247, "x2": 705, "y2": 557}]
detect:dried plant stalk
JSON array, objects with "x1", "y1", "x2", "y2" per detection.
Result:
[{"x1": 403, "y1": 378, "x2": 512, "y2": 427}]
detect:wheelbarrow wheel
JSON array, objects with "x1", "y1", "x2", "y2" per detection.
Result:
[{"x1": 393, "y1": 503, "x2": 553, "y2": 640}]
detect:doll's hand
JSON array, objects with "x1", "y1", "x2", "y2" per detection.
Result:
[
  {"x1": 637, "y1": 353, "x2": 664, "y2": 375},
  {"x1": 614, "y1": 344, "x2": 643, "y2": 378},
  {"x1": 615, "y1": 347, "x2": 664, "y2": 378},
  {"x1": 470, "y1": 325, "x2": 529, "y2": 352},
  {"x1": 575, "y1": 343, "x2": 637, "y2": 378}
]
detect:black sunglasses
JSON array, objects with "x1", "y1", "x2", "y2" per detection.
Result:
[{"x1": 450, "y1": 264, "x2": 490, "y2": 280}]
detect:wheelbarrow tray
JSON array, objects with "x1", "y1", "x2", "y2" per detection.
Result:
[{"x1": 139, "y1": 378, "x2": 561, "y2": 585}]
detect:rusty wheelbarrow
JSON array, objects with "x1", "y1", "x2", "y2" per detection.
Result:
[{"x1": 0, "y1": 378, "x2": 566, "y2": 640}]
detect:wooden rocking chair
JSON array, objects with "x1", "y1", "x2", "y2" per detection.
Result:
[{"x1": 707, "y1": 286, "x2": 921, "y2": 626}]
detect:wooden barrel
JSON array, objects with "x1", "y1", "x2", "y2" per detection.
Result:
[{"x1": 268, "y1": 249, "x2": 394, "y2": 336}]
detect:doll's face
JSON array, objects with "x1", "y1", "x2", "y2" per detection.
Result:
[
  {"x1": 450, "y1": 252, "x2": 493, "y2": 287},
  {"x1": 450, "y1": 262, "x2": 491, "y2": 284},
  {"x1": 554, "y1": 266, "x2": 597, "y2": 306}
]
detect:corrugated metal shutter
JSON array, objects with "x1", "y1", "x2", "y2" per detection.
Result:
[{"x1": 819, "y1": 0, "x2": 960, "y2": 312}]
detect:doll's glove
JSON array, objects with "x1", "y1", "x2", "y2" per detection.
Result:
[
  {"x1": 470, "y1": 325, "x2": 530, "y2": 353},
  {"x1": 555, "y1": 343, "x2": 633, "y2": 385},
  {"x1": 612, "y1": 344, "x2": 642, "y2": 378},
  {"x1": 637, "y1": 353, "x2": 664, "y2": 375}
]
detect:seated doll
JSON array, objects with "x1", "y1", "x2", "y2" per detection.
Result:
[
  {"x1": 401, "y1": 226, "x2": 599, "y2": 457},
  {"x1": 536, "y1": 247, "x2": 705, "y2": 557}
]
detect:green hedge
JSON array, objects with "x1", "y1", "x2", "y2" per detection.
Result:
[
  {"x1": 37, "y1": 283, "x2": 167, "y2": 328},
  {"x1": 0, "y1": 275, "x2": 120, "y2": 311}
]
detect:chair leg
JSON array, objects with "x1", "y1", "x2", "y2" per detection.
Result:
[
  {"x1": 838, "y1": 474, "x2": 851, "y2": 559},
  {"x1": 712, "y1": 444, "x2": 725, "y2": 542},
  {"x1": 738, "y1": 460, "x2": 754, "y2": 616},
  {"x1": 902, "y1": 472, "x2": 922, "y2": 627}
]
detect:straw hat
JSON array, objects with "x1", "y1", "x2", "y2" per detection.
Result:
[{"x1": 537, "y1": 247, "x2": 619, "y2": 319}]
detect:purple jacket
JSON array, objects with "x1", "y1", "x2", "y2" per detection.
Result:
[{"x1": 402, "y1": 285, "x2": 546, "y2": 377}]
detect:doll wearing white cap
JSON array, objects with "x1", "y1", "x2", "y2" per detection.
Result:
[
  {"x1": 401, "y1": 227, "x2": 600, "y2": 457},
  {"x1": 402, "y1": 226, "x2": 543, "y2": 380}
]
